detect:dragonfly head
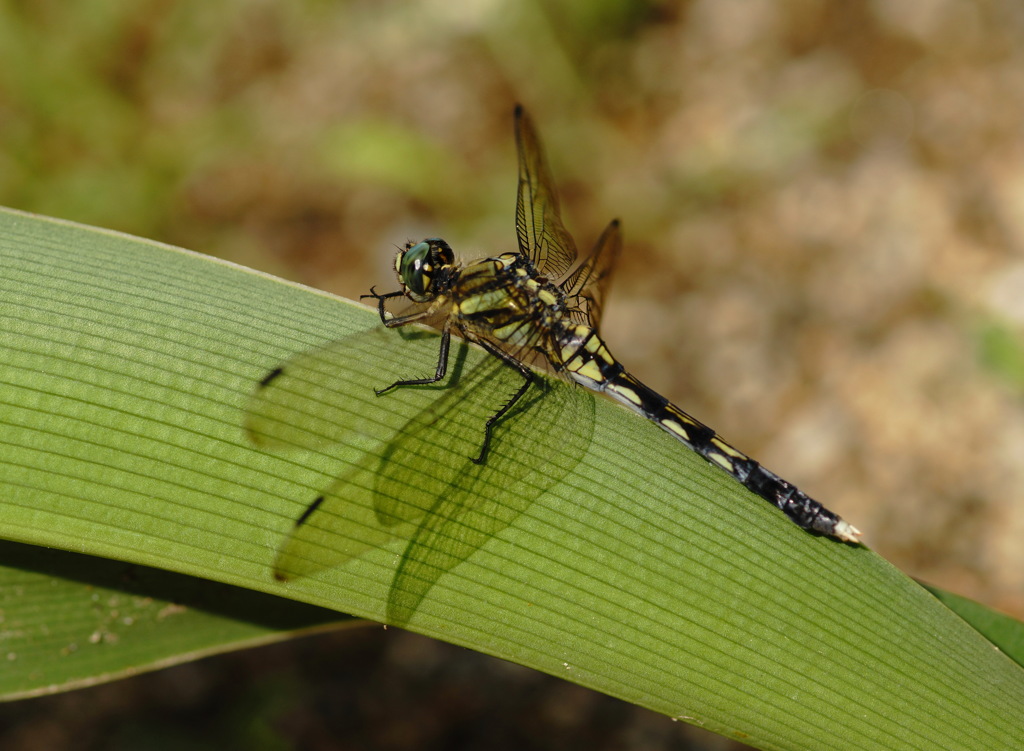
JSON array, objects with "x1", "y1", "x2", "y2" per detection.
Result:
[{"x1": 396, "y1": 239, "x2": 454, "y2": 302}]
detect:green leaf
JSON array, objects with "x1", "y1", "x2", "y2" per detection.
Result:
[
  {"x1": 919, "y1": 581, "x2": 1024, "y2": 668},
  {"x1": 2, "y1": 206, "x2": 1023, "y2": 749},
  {"x1": 0, "y1": 539, "x2": 351, "y2": 701}
]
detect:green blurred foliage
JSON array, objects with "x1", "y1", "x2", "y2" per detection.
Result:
[{"x1": 979, "y1": 321, "x2": 1024, "y2": 389}]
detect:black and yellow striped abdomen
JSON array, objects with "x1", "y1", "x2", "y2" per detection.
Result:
[{"x1": 555, "y1": 322, "x2": 861, "y2": 542}]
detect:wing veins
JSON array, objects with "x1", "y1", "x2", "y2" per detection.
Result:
[{"x1": 515, "y1": 106, "x2": 578, "y2": 281}]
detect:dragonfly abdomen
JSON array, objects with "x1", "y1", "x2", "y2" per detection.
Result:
[{"x1": 558, "y1": 324, "x2": 860, "y2": 542}]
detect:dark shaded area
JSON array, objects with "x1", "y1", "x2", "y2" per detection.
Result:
[
  {"x1": 0, "y1": 539, "x2": 345, "y2": 632},
  {"x1": 0, "y1": 625, "x2": 728, "y2": 751}
]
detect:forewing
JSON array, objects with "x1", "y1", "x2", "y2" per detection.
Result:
[
  {"x1": 561, "y1": 218, "x2": 623, "y2": 329},
  {"x1": 263, "y1": 326, "x2": 473, "y2": 580},
  {"x1": 270, "y1": 339, "x2": 499, "y2": 580},
  {"x1": 245, "y1": 327, "x2": 415, "y2": 452},
  {"x1": 514, "y1": 106, "x2": 579, "y2": 281},
  {"x1": 245, "y1": 322, "x2": 453, "y2": 579}
]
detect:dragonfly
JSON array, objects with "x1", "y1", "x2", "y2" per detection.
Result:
[
  {"x1": 249, "y1": 105, "x2": 860, "y2": 605},
  {"x1": 361, "y1": 105, "x2": 861, "y2": 544}
]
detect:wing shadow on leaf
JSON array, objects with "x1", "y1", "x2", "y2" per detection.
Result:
[{"x1": 248, "y1": 327, "x2": 594, "y2": 626}]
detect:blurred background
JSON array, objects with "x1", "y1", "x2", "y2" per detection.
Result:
[{"x1": 3, "y1": 0, "x2": 1024, "y2": 748}]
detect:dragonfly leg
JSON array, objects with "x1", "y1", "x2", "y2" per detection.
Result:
[
  {"x1": 374, "y1": 322, "x2": 452, "y2": 395},
  {"x1": 471, "y1": 339, "x2": 535, "y2": 465},
  {"x1": 360, "y1": 287, "x2": 406, "y2": 324}
]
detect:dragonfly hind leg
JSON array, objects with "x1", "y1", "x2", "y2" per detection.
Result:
[{"x1": 469, "y1": 338, "x2": 536, "y2": 465}]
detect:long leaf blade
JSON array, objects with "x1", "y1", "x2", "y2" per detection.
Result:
[{"x1": 1, "y1": 207, "x2": 1022, "y2": 749}]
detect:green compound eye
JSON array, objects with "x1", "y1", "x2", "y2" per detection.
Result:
[{"x1": 399, "y1": 241, "x2": 433, "y2": 300}]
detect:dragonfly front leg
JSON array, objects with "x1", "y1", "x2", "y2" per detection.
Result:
[
  {"x1": 374, "y1": 321, "x2": 452, "y2": 396},
  {"x1": 360, "y1": 286, "x2": 405, "y2": 324}
]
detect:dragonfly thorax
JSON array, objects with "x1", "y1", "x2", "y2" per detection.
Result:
[{"x1": 396, "y1": 239, "x2": 456, "y2": 303}]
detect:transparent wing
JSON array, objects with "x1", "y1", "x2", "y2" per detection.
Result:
[
  {"x1": 253, "y1": 330, "x2": 493, "y2": 578},
  {"x1": 515, "y1": 105, "x2": 579, "y2": 281},
  {"x1": 244, "y1": 326, "x2": 437, "y2": 576},
  {"x1": 244, "y1": 326, "x2": 427, "y2": 453},
  {"x1": 253, "y1": 330, "x2": 594, "y2": 626},
  {"x1": 561, "y1": 219, "x2": 623, "y2": 329}
]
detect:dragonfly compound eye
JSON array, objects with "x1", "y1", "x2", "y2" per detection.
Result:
[{"x1": 399, "y1": 241, "x2": 435, "y2": 301}]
